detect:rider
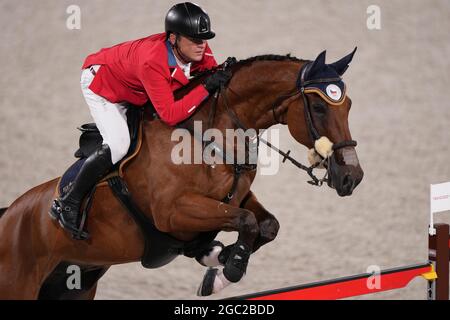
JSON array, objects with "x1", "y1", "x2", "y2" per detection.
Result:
[{"x1": 50, "y1": 2, "x2": 231, "y2": 239}]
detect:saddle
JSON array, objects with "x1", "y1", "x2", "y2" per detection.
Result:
[
  {"x1": 56, "y1": 103, "x2": 218, "y2": 268},
  {"x1": 62, "y1": 105, "x2": 142, "y2": 192}
]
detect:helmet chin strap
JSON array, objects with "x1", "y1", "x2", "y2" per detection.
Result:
[{"x1": 173, "y1": 34, "x2": 192, "y2": 64}]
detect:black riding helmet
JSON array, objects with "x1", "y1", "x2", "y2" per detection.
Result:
[{"x1": 165, "y1": 2, "x2": 215, "y2": 40}]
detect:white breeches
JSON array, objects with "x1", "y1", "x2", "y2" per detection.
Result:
[{"x1": 80, "y1": 65, "x2": 130, "y2": 164}]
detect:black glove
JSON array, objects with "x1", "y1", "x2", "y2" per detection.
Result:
[
  {"x1": 223, "y1": 56, "x2": 237, "y2": 68},
  {"x1": 203, "y1": 69, "x2": 232, "y2": 94}
]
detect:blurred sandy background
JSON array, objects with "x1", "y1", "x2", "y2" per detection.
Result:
[{"x1": 0, "y1": 0, "x2": 449, "y2": 299}]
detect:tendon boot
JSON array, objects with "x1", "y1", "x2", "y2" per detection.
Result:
[{"x1": 50, "y1": 144, "x2": 114, "y2": 240}]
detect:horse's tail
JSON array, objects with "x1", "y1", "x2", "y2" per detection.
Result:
[{"x1": 0, "y1": 207, "x2": 8, "y2": 218}]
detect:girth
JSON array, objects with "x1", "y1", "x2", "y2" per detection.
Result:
[{"x1": 107, "y1": 176, "x2": 219, "y2": 269}]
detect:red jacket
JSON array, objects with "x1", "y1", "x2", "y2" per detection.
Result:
[{"x1": 82, "y1": 33, "x2": 217, "y2": 126}]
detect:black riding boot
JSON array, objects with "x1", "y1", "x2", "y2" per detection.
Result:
[{"x1": 50, "y1": 144, "x2": 114, "y2": 240}]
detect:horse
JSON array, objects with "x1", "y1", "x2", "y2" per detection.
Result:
[{"x1": 0, "y1": 49, "x2": 363, "y2": 299}]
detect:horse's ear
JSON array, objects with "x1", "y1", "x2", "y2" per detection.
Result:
[
  {"x1": 329, "y1": 47, "x2": 357, "y2": 76},
  {"x1": 307, "y1": 50, "x2": 327, "y2": 78}
]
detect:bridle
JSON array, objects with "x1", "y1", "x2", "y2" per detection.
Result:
[
  {"x1": 296, "y1": 62, "x2": 357, "y2": 150},
  {"x1": 212, "y1": 59, "x2": 358, "y2": 187}
]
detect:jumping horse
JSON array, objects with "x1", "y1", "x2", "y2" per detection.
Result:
[{"x1": 0, "y1": 49, "x2": 363, "y2": 299}]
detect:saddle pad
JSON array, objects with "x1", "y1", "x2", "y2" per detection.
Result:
[
  {"x1": 59, "y1": 158, "x2": 88, "y2": 196},
  {"x1": 57, "y1": 107, "x2": 144, "y2": 196}
]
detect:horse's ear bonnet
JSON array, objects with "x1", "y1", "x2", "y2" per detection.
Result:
[
  {"x1": 301, "y1": 48, "x2": 357, "y2": 105},
  {"x1": 329, "y1": 47, "x2": 357, "y2": 76}
]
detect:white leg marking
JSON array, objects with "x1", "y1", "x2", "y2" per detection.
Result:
[
  {"x1": 200, "y1": 245, "x2": 223, "y2": 267},
  {"x1": 213, "y1": 269, "x2": 232, "y2": 293}
]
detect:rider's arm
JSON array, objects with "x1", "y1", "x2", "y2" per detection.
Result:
[{"x1": 141, "y1": 62, "x2": 209, "y2": 126}]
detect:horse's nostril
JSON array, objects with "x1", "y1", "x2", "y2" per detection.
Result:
[
  {"x1": 342, "y1": 174, "x2": 351, "y2": 187},
  {"x1": 342, "y1": 173, "x2": 356, "y2": 193}
]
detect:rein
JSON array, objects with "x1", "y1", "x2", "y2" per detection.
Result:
[
  {"x1": 220, "y1": 85, "x2": 329, "y2": 186},
  {"x1": 184, "y1": 57, "x2": 360, "y2": 200}
]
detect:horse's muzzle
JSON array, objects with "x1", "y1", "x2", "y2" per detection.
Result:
[{"x1": 327, "y1": 150, "x2": 364, "y2": 197}]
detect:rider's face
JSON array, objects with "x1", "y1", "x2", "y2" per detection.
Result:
[{"x1": 170, "y1": 34, "x2": 207, "y2": 63}]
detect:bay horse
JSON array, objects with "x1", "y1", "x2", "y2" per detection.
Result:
[{"x1": 0, "y1": 49, "x2": 363, "y2": 299}]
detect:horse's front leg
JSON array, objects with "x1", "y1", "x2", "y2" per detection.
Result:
[
  {"x1": 194, "y1": 191, "x2": 279, "y2": 269},
  {"x1": 213, "y1": 190, "x2": 280, "y2": 271},
  {"x1": 240, "y1": 190, "x2": 280, "y2": 253},
  {"x1": 156, "y1": 193, "x2": 260, "y2": 295}
]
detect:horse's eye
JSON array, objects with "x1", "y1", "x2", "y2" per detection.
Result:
[{"x1": 312, "y1": 103, "x2": 327, "y2": 115}]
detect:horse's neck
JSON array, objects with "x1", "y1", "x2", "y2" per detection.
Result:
[
  {"x1": 178, "y1": 59, "x2": 304, "y2": 134},
  {"x1": 217, "y1": 60, "x2": 303, "y2": 132}
]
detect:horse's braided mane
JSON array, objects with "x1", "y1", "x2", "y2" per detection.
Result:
[
  {"x1": 191, "y1": 53, "x2": 307, "y2": 80},
  {"x1": 174, "y1": 54, "x2": 306, "y2": 128},
  {"x1": 238, "y1": 53, "x2": 306, "y2": 64}
]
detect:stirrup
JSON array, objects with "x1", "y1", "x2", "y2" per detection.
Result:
[
  {"x1": 48, "y1": 200, "x2": 61, "y2": 220},
  {"x1": 50, "y1": 199, "x2": 90, "y2": 240}
]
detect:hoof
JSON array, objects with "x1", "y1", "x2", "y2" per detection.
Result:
[
  {"x1": 197, "y1": 267, "x2": 218, "y2": 297},
  {"x1": 197, "y1": 267, "x2": 232, "y2": 297}
]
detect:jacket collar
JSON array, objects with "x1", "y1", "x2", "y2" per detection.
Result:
[
  {"x1": 166, "y1": 40, "x2": 177, "y2": 68},
  {"x1": 166, "y1": 40, "x2": 189, "y2": 85}
]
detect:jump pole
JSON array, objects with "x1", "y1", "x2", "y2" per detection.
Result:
[{"x1": 228, "y1": 223, "x2": 449, "y2": 300}]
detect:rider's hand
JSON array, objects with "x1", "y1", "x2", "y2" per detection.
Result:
[
  {"x1": 203, "y1": 69, "x2": 232, "y2": 94},
  {"x1": 223, "y1": 56, "x2": 237, "y2": 68}
]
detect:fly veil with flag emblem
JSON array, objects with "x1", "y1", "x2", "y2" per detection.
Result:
[{"x1": 296, "y1": 48, "x2": 358, "y2": 169}]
